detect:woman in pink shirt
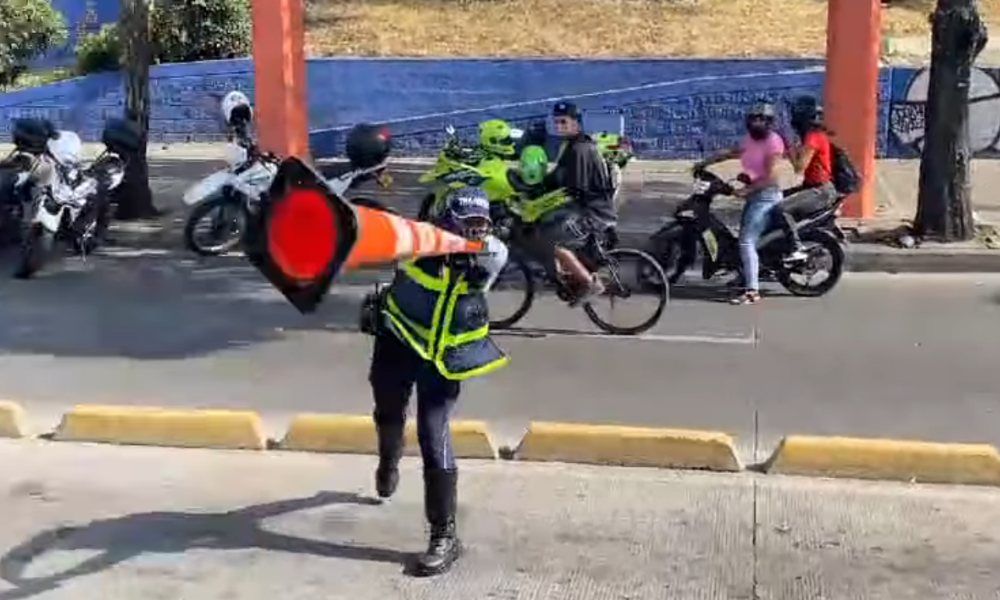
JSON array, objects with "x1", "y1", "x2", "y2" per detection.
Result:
[{"x1": 693, "y1": 102, "x2": 785, "y2": 305}]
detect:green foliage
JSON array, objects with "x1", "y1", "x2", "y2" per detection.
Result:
[
  {"x1": 76, "y1": 24, "x2": 123, "y2": 75},
  {"x1": 0, "y1": 0, "x2": 68, "y2": 87},
  {"x1": 151, "y1": 0, "x2": 253, "y2": 63}
]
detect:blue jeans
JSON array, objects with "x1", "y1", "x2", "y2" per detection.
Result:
[{"x1": 739, "y1": 187, "x2": 783, "y2": 292}]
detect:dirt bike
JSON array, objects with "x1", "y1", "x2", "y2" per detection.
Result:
[
  {"x1": 644, "y1": 167, "x2": 846, "y2": 297},
  {"x1": 416, "y1": 124, "x2": 522, "y2": 221},
  {"x1": 10, "y1": 119, "x2": 134, "y2": 279},
  {"x1": 183, "y1": 93, "x2": 392, "y2": 256}
]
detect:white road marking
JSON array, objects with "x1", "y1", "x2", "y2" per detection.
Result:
[{"x1": 495, "y1": 328, "x2": 756, "y2": 345}]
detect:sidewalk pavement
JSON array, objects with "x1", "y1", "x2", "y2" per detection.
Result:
[{"x1": 3, "y1": 439, "x2": 1000, "y2": 600}]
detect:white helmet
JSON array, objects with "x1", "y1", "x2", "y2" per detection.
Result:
[{"x1": 221, "y1": 91, "x2": 252, "y2": 126}]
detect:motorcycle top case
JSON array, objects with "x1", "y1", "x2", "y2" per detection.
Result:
[
  {"x1": 11, "y1": 119, "x2": 57, "y2": 155},
  {"x1": 102, "y1": 118, "x2": 144, "y2": 155},
  {"x1": 242, "y1": 156, "x2": 360, "y2": 315}
]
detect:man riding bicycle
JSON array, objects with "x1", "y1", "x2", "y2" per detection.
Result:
[{"x1": 522, "y1": 101, "x2": 617, "y2": 304}]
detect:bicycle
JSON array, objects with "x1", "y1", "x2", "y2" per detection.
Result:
[{"x1": 488, "y1": 210, "x2": 669, "y2": 336}]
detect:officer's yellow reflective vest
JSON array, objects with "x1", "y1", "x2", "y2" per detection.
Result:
[{"x1": 383, "y1": 258, "x2": 509, "y2": 381}]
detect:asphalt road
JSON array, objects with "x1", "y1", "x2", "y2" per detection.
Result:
[
  {"x1": 0, "y1": 228, "x2": 997, "y2": 463},
  {"x1": 137, "y1": 157, "x2": 747, "y2": 246}
]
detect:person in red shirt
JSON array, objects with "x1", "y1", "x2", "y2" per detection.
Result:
[{"x1": 776, "y1": 95, "x2": 839, "y2": 262}]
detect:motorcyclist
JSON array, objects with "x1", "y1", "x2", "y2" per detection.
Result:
[
  {"x1": 777, "y1": 95, "x2": 839, "y2": 263},
  {"x1": 693, "y1": 101, "x2": 785, "y2": 305},
  {"x1": 522, "y1": 101, "x2": 616, "y2": 304},
  {"x1": 364, "y1": 185, "x2": 508, "y2": 577}
]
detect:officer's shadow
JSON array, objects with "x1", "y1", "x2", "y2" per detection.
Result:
[{"x1": 0, "y1": 491, "x2": 409, "y2": 600}]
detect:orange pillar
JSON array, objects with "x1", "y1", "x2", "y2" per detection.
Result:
[
  {"x1": 251, "y1": 0, "x2": 309, "y2": 158},
  {"x1": 824, "y1": 0, "x2": 881, "y2": 219}
]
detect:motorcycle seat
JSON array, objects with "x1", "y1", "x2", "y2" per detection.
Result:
[{"x1": 318, "y1": 162, "x2": 355, "y2": 180}]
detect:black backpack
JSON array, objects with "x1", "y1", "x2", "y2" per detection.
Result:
[{"x1": 829, "y1": 142, "x2": 860, "y2": 195}]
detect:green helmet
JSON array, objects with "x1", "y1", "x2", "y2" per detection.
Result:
[
  {"x1": 518, "y1": 145, "x2": 548, "y2": 186},
  {"x1": 478, "y1": 119, "x2": 516, "y2": 158},
  {"x1": 593, "y1": 132, "x2": 620, "y2": 155}
]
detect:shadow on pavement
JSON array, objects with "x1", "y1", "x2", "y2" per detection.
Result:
[
  {"x1": 0, "y1": 250, "x2": 388, "y2": 361},
  {"x1": 0, "y1": 491, "x2": 407, "y2": 600}
]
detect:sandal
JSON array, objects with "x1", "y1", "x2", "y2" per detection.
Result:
[{"x1": 729, "y1": 290, "x2": 761, "y2": 305}]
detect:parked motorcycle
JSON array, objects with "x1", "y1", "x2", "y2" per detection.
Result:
[
  {"x1": 644, "y1": 167, "x2": 846, "y2": 297},
  {"x1": 10, "y1": 117, "x2": 136, "y2": 279},
  {"x1": 183, "y1": 91, "x2": 394, "y2": 256},
  {"x1": 593, "y1": 131, "x2": 635, "y2": 210},
  {"x1": 0, "y1": 147, "x2": 39, "y2": 247}
]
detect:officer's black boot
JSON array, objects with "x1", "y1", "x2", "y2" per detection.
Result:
[
  {"x1": 414, "y1": 468, "x2": 461, "y2": 576},
  {"x1": 375, "y1": 423, "x2": 404, "y2": 499}
]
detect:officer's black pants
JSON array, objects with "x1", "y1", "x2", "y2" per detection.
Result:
[{"x1": 369, "y1": 332, "x2": 460, "y2": 471}]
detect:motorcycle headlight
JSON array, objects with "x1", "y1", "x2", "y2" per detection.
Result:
[{"x1": 223, "y1": 143, "x2": 247, "y2": 167}]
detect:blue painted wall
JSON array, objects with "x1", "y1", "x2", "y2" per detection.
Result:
[
  {"x1": 0, "y1": 57, "x2": 973, "y2": 159},
  {"x1": 37, "y1": 0, "x2": 120, "y2": 68}
]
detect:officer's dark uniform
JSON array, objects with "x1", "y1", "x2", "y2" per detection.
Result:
[{"x1": 367, "y1": 228, "x2": 508, "y2": 576}]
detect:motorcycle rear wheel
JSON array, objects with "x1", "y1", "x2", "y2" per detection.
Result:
[{"x1": 775, "y1": 229, "x2": 845, "y2": 297}]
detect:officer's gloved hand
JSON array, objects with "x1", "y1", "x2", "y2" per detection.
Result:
[
  {"x1": 449, "y1": 253, "x2": 491, "y2": 288},
  {"x1": 359, "y1": 285, "x2": 387, "y2": 336}
]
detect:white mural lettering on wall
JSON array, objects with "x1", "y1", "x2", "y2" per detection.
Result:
[{"x1": 890, "y1": 66, "x2": 1000, "y2": 156}]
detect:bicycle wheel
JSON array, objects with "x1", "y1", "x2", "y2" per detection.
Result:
[
  {"x1": 583, "y1": 247, "x2": 669, "y2": 335},
  {"x1": 488, "y1": 256, "x2": 535, "y2": 330}
]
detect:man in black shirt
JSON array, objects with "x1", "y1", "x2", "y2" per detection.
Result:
[{"x1": 526, "y1": 101, "x2": 616, "y2": 304}]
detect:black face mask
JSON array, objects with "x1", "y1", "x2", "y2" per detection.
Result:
[{"x1": 747, "y1": 125, "x2": 770, "y2": 140}]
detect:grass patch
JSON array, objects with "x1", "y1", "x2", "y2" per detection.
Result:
[
  {"x1": 2, "y1": 67, "x2": 75, "y2": 91},
  {"x1": 305, "y1": 0, "x2": 1000, "y2": 58}
]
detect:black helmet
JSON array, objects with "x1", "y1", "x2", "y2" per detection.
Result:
[
  {"x1": 747, "y1": 101, "x2": 777, "y2": 122},
  {"x1": 745, "y1": 101, "x2": 776, "y2": 140},
  {"x1": 345, "y1": 123, "x2": 392, "y2": 170},
  {"x1": 788, "y1": 95, "x2": 823, "y2": 133}
]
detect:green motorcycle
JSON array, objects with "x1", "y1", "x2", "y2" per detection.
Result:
[{"x1": 417, "y1": 120, "x2": 522, "y2": 220}]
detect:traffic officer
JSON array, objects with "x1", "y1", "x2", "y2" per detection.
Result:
[{"x1": 360, "y1": 186, "x2": 509, "y2": 577}]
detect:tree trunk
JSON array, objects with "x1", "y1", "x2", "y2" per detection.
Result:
[
  {"x1": 914, "y1": 0, "x2": 989, "y2": 241},
  {"x1": 115, "y1": 0, "x2": 160, "y2": 221}
]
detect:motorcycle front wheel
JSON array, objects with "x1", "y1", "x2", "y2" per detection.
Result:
[
  {"x1": 416, "y1": 192, "x2": 436, "y2": 222},
  {"x1": 14, "y1": 224, "x2": 55, "y2": 279},
  {"x1": 183, "y1": 194, "x2": 246, "y2": 257}
]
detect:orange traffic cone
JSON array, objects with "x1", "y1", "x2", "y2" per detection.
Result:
[{"x1": 246, "y1": 155, "x2": 486, "y2": 314}]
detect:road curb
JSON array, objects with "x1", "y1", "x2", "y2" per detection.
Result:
[
  {"x1": 280, "y1": 414, "x2": 497, "y2": 459},
  {"x1": 846, "y1": 245, "x2": 1000, "y2": 273},
  {"x1": 514, "y1": 422, "x2": 742, "y2": 471},
  {"x1": 53, "y1": 405, "x2": 268, "y2": 450},
  {"x1": 12, "y1": 404, "x2": 1000, "y2": 487},
  {"x1": 763, "y1": 435, "x2": 1000, "y2": 486},
  {"x1": 0, "y1": 401, "x2": 27, "y2": 438}
]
